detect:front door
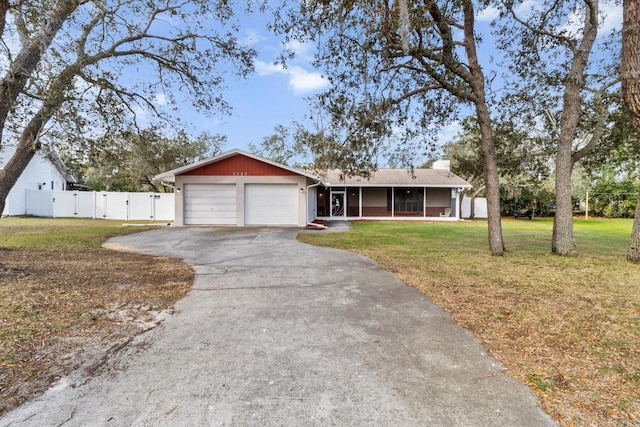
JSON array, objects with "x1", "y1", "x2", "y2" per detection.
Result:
[{"x1": 331, "y1": 191, "x2": 346, "y2": 218}]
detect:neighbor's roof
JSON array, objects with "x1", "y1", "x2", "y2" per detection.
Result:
[
  {"x1": 44, "y1": 149, "x2": 77, "y2": 183},
  {"x1": 0, "y1": 145, "x2": 76, "y2": 183},
  {"x1": 154, "y1": 149, "x2": 322, "y2": 183},
  {"x1": 320, "y1": 168, "x2": 471, "y2": 188}
]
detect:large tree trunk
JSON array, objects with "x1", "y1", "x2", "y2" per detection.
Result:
[
  {"x1": 0, "y1": 63, "x2": 74, "y2": 215},
  {"x1": 551, "y1": 0, "x2": 599, "y2": 255},
  {"x1": 628, "y1": 189, "x2": 640, "y2": 262},
  {"x1": 470, "y1": 194, "x2": 475, "y2": 219},
  {"x1": 0, "y1": 131, "x2": 41, "y2": 216},
  {"x1": 552, "y1": 148, "x2": 577, "y2": 255},
  {"x1": 476, "y1": 105, "x2": 504, "y2": 255},
  {"x1": 0, "y1": 0, "x2": 9, "y2": 37},
  {"x1": 622, "y1": 0, "x2": 640, "y2": 262},
  {"x1": 0, "y1": 1, "x2": 81, "y2": 215},
  {"x1": 462, "y1": 0, "x2": 504, "y2": 255},
  {"x1": 0, "y1": 1, "x2": 80, "y2": 144}
]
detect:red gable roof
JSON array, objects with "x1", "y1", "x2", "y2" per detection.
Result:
[
  {"x1": 182, "y1": 153, "x2": 297, "y2": 176},
  {"x1": 154, "y1": 149, "x2": 321, "y2": 183}
]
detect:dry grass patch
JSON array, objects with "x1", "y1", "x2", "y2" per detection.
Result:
[
  {"x1": 299, "y1": 219, "x2": 640, "y2": 427},
  {"x1": 0, "y1": 218, "x2": 193, "y2": 414}
]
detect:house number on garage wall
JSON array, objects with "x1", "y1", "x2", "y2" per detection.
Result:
[{"x1": 232, "y1": 172, "x2": 248, "y2": 176}]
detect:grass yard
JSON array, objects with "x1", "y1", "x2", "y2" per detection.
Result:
[
  {"x1": 299, "y1": 218, "x2": 640, "y2": 427},
  {"x1": 0, "y1": 218, "x2": 193, "y2": 414}
]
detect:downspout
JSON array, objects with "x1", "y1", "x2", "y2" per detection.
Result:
[{"x1": 306, "y1": 181, "x2": 322, "y2": 226}]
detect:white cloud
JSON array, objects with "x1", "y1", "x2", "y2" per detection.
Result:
[
  {"x1": 288, "y1": 66, "x2": 327, "y2": 93},
  {"x1": 255, "y1": 60, "x2": 328, "y2": 95},
  {"x1": 244, "y1": 29, "x2": 266, "y2": 46},
  {"x1": 476, "y1": 1, "x2": 547, "y2": 22},
  {"x1": 601, "y1": 1, "x2": 622, "y2": 33},
  {"x1": 560, "y1": 2, "x2": 622, "y2": 39},
  {"x1": 436, "y1": 121, "x2": 462, "y2": 145},
  {"x1": 283, "y1": 39, "x2": 315, "y2": 61},
  {"x1": 476, "y1": 5, "x2": 500, "y2": 22},
  {"x1": 255, "y1": 61, "x2": 283, "y2": 76},
  {"x1": 132, "y1": 104, "x2": 148, "y2": 120},
  {"x1": 155, "y1": 93, "x2": 168, "y2": 106},
  {"x1": 514, "y1": 0, "x2": 544, "y2": 18}
]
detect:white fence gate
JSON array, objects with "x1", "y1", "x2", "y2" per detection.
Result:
[
  {"x1": 25, "y1": 190, "x2": 174, "y2": 221},
  {"x1": 461, "y1": 197, "x2": 488, "y2": 219}
]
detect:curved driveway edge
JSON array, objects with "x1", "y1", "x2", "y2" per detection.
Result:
[{"x1": 1, "y1": 227, "x2": 556, "y2": 426}]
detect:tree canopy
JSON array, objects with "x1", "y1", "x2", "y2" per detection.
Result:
[
  {"x1": 248, "y1": 124, "x2": 308, "y2": 168},
  {"x1": 492, "y1": 0, "x2": 621, "y2": 255},
  {"x1": 274, "y1": 0, "x2": 506, "y2": 255},
  {"x1": 272, "y1": 0, "x2": 622, "y2": 256},
  {"x1": 66, "y1": 128, "x2": 224, "y2": 192},
  {"x1": 0, "y1": 0, "x2": 259, "y2": 213},
  {"x1": 621, "y1": 0, "x2": 640, "y2": 261}
]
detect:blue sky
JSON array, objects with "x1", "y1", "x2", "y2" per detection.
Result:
[
  {"x1": 195, "y1": 12, "x2": 329, "y2": 154},
  {"x1": 2, "y1": 1, "x2": 622, "y2": 167},
  {"x1": 181, "y1": 2, "x2": 622, "y2": 161}
]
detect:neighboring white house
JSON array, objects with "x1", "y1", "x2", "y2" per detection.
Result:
[{"x1": 0, "y1": 145, "x2": 77, "y2": 216}]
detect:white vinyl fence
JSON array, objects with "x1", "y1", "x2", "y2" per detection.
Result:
[
  {"x1": 461, "y1": 197, "x2": 488, "y2": 219},
  {"x1": 25, "y1": 190, "x2": 174, "y2": 221}
]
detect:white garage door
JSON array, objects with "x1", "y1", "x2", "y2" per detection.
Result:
[
  {"x1": 245, "y1": 184, "x2": 298, "y2": 226},
  {"x1": 184, "y1": 184, "x2": 236, "y2": 225}
]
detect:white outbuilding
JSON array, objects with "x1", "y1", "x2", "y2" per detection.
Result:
[{"x1": 0, "y1": 145, "x2": 77, "y2": 216}]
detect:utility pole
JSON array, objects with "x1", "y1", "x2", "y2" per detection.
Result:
[{"x1": 585, "y1": 191, "x2": 589, "y2": 220}]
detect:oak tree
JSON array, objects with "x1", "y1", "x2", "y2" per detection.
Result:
[
  {"x1": 275, "y1": 0, "x2": 506, "y2": 255},
  {"x1": 621, "y1": 0, "x2": 640, "y2": 261},
  {"x1": 248, "y1": 124, "x2": 309, "y2": 167},
  {"x1": 495, "y1": 0, "x2": 621, "y2": 255},
  {"x1": 0, "y1": 0, "x2": 257, "y2": 214},
  {"x1": 75, "y1": 128, "x2": 224, "y2": 192}
]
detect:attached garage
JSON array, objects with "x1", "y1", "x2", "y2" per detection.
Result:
[
  {"x1": 184, "y1": 184, "x2": 236, "y2": 225},
  {"x1": 155, "y1": 150, "x2": 320, "y2": 227},
  {"x1": 245, "y1": 184, "x2": 298, "y2": 226}
]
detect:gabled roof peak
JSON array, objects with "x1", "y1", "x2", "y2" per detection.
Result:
[{"x1": 154, "y1": 149, "x2": 322, "y2": 183}]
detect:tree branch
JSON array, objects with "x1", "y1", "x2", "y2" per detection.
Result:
[
  {"x1": 573, "y1": 78, "x2": 621, "y2": 162},
  {"x1": 0, "y1": 1, "x2": 82, "y2": 145},
  {"x1": 0, "y1": 0, "x2": 8, "y2": 37},
  {"x1": 501, "y1": 0, "x2": 578, "y2": 52}
]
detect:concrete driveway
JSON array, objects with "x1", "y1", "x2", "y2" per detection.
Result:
[{"x1": 1, "y1": 227, "x2": 556, "y2": 426}]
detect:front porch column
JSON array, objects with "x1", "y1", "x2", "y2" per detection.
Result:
[
  {"x1": 391, "y1": 186, "x2": 395, "y2": 217},
  {"x1": 423, "y1": 186, "x2": 427, "y2": 217}
]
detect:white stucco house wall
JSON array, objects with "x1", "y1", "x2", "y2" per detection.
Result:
[{"x1": 0, "y1": 145, "x2": 77, "y2": 216}]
